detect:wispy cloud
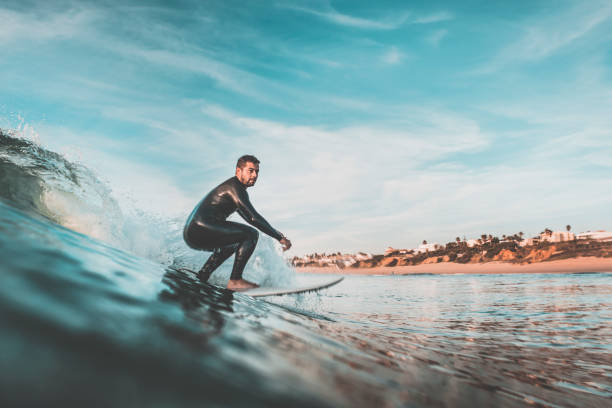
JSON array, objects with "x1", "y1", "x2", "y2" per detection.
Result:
[
  {"x1": 0, "y1": 4, "x2": 296, "y2": 105},
  {"x1": 413, "y1": 11, "x2": 453, "y2": 24},
  {"x1": 110, "y1": 45, "x2": 271, "y2": 101},
  {"x1": 297, "y1": 161, "x2": 612, "y2": 253},
  {"x1": 280, "y1": 4, "x2": 411, "y2": 30},
  {"x1": 382, "y1": 46, "x2": 403, "y2": 65},
  {"x1": 280, "y1": 4, "x2": 453, "y2": 30},
  {"x1": 199, "y1": 103, "x2": 489, "y2": 250},
  {"x1": 0, "y1": 6, "x2": 94, "y2": 44},
  {"x1": 477, "y1": 1, "x2": 612, "y2": 73},
  {"x1": 426, "y1": 29, "x2": 447, "y2": 46}
]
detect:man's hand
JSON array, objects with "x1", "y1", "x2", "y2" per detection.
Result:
[{"x1": 279, "y1": 237, "x2": 292, "y2": 251}]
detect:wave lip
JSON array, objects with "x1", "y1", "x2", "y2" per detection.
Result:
[{"x1": 0, "y1": 129, "x2": 125, "y2": 245}]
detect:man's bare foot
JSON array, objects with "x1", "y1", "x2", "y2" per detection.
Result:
[{"x1": 227, "y1": 279, "x2": 259, "y2": 291}]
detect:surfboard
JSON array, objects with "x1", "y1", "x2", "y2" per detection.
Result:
[
  {"x1": 241, "y1": 277, "x2": 344, "y2": 297},
  {"x1": 174, "y1": 268, "x2": 343, "y2": 297}
]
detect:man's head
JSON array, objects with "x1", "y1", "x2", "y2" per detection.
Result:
[{"x1": 235, "y1": 154, "x2": 260, "y2": 187}]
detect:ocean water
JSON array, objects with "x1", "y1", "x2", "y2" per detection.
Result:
[{"x1": 1, "y1": 132, "x2": 611, "y2": 407}]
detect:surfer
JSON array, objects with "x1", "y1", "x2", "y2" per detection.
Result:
[{"x1": 183, "y1": 155, "x2": 292, "y2": 291}]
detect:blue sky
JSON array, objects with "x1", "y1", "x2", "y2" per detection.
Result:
[{"x1": 1, "y1": 0, "x2": 611, "y2": 254}]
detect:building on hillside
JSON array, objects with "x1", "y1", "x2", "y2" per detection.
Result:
[
  {"x1": 466, "y1": 239, "x2": 479, "y2": 248},
  {"x1": 520, "y1": 237, "x2": 540, "y2": 247},
  {"x1": 576, "y1": 230, "x2": 612, "y2": 242},
  {"x1": 355, "y1": 252, "x2": 373, "y2": 260},
  {"x1": 540, "y1": 230, "x2": 576, "y2": 243},
  {"x1": 415, "y1": 243, "x2": 439, "y2": 253},
  {"x1": 385, "y1": 247, "x2": 411, "y2": 256}
]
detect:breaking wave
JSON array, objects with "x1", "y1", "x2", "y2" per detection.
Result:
[{"x1": 0, "y1": 128, "x2": 294, "y2": 286}]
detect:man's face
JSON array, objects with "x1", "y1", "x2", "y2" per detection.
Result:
[{"x1": 236, "y1": 162, "x2": 259, "y2": 187}]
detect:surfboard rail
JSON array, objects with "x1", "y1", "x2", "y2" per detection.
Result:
[
  {"x1": 241, "y1": 277, "x2": 344, "y2": 297},
  {"x1": 171, "y1": 267, "x2": 343, "y2": 297}
]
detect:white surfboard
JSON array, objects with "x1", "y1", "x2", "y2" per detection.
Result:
[
  {"x1": 240, "y1": 277, "x2": 344, "y2": 297},
  {"x1": 174, "y1": 268, "x2": 343, "y2": 297}
]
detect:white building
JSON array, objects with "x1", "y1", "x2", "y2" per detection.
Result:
[
  {"x1": 355, "y1": 252, "x2": 373, "y2": 260},
  {"x1": 519, "y1": 237, "x2": 539, "y2": 247},
  {"x1": 415, "y1": 243, "x2": 440, "y2": 253},
  {"x1": 466, "y1": 239, "x2": 479, "y2": 248},
  {"x1": 385, "y1": 247, "x2": 411, "y2": 256},
  {"x1": 540, "y1": 230, "x2": 575, "y2": 243},
  {"x1": 576, "y1": 230, "x2": 612, "y2": 242},
  {"x1": 384, "y1": 247, "x2": 397, "y2": 255}
]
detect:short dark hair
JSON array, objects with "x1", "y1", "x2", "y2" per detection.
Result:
[{"x1": 236, "y1": 154, "x2": 260, "y2": 169}]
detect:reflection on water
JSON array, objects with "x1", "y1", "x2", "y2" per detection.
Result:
[{"x1": 273, "y1": 273, "x2": 612, "y2": 407}]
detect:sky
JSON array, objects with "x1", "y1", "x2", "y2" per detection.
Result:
[{"x1": 1, "y1": 0, "x2": 611, "y2": 255}]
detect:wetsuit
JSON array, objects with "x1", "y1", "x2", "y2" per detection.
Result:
[{"x1": 183, "y1": 176, "x2": 283, "y2": 282}]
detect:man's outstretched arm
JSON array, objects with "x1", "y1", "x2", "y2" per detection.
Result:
[
  {"x1": 234, "y1": 188, "x2": 281, "y2": 236},
  {"x1": 232, "y1": 183, "x2": 292, "y2": 251}
]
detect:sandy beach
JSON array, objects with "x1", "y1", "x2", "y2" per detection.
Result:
[{"x1": 296, "y1": 257, "x2": 612, "y2": 275}]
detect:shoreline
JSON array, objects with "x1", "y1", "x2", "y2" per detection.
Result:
[{"x1": 295, "y1": 257, "x2": 612, "y2": 275}]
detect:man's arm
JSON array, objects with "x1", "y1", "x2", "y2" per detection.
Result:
[{"x1": 233, "y1": 187, "x2": 284, "y2": 241}]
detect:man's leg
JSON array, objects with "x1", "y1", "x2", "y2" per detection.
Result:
[
  {"x1": 229, "y1": 227, "x2": 258, "y2": 281},
  {"x1": 187, "y1": 220, "x2": 260, "y2": 290},
  {"x1": 198, "y1": 243, "x2": 239, "y2": 283}
]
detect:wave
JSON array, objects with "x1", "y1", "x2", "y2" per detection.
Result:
[
  {"x1": 0, "y1": 128, "x2": 140, "y2": 246},
  {"x1": 0, "y1": 128, "x2": 295, "y2": 285}
]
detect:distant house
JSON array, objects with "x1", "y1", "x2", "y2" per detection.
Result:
[
  {"x1": 466, "y1": 239, "x2": 479, "y2": 248},
  {"x1": 540, "y1": 230, "x2": 575, "y2": 243},
  {"x1": 520, "y1": 237, "x2": 540, "y2": 247},
  {"x1": 415, "y1": 243, "x2": 439, "y2": 253},
  {"x1": 385, "y1": 247, "x2": 410, "y2": 256},
  {"x1": 576, "y1": 230, "x2": 612, "y2": 242},
  {"x1": 355, "y1": 252, "x2": 373, "y2": 260}
]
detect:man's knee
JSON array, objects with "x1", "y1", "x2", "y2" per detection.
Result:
[
  {"x1": 246, "y1": 227, "x2": 259, "y2": 243},
  {"x1": 219, "y1": 243, "x2": 239, "y2": 256}
]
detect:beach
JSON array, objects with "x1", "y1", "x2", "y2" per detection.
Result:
[{"x1": 296, "y1": 256, "x2": 612, "y2": 275}]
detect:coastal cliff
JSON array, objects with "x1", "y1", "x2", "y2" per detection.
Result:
[{"x1": 292, "y1": 239, "x2": 612, "y2": 269}]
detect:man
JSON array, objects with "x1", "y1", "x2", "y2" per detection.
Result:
[{"x1": 183, "y1": 155, "x2": 292, "y2": 291}]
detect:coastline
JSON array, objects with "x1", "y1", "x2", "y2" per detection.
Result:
[{"x1": 295, "y1": 257, "x2": 612, "y2": 275}]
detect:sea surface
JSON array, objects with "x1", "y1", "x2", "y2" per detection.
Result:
[{"x1": 1, "y1": 131, "x2": 611, "y2": 407}]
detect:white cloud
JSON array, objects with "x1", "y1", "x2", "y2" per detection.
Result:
[
  {"x1": 0, "y1": 4, "x2": 296, "y2": 105},
  {"x1": 0, "y1": 6, "x2": 95, "y2": 44},
  {"x1": 296, "y1": 161, "x2": 612, "y2": 253},
  {"x1": 413, "y1": 11, "x2": 454, "y2": 24},
  {"x1": 382, "y1": 46, "x2": 403, "y2": 65},
  {"x1": 478, "y1": 58, "x2": 612, "y2": 155},
  {"x1": 426, "y1": 29, "x2": 447, "y2": 46},
  {"x1": 196, "y1": 100, "x2": 611, "y2": 254},
  {"x1": 478, "y1": 1, "x2": 612, "y2": 73},
  {"x1": 280, "y1": 4, "x2": 411, "y2": 30},
  {"x1": 280, "y1": 4, "x2": 453, "y2": 30},
  {"x1": 198, "y1": 103, "x2": 490, "y2": 253},
  {"x1": 103, "y1": 44, "x2": 273, "y2": 102}
]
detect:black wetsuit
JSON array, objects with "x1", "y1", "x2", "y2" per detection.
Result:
[{"x1": 183, "y1": 176, "x2": 283, "y2": 282}]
